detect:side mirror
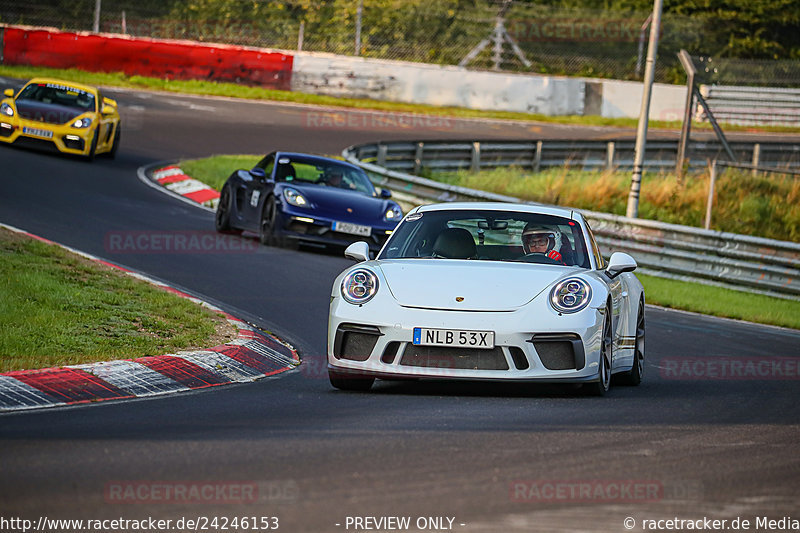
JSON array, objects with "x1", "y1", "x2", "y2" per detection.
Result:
[
  {"x1": 101, "y1": 105, "x2": 115, "y2": 116},
  {"x1": 344, "y1": 241, "x2": 371, "y2": 262},
  {"x1": 379, "y1": 188, "x2": 392, "y2": 199},
  {"x1": 249, "y1": 167, "x2": 267, "y2": 180},
  {"x1": 605, "y1": 252, "x2": 637, "y2": 279},
  {"x1": 4, "y1": 88, "x2": 13, "y2": 97}
]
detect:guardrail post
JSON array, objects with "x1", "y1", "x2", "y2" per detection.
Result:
[
  {"x1": 704, "y1": 160, "x2": 718, "y2": 230},
  {"x1": 676, "y1": 50, "x2": 696, "y2": 180},
  {"x1": 694, "y1": 87, "x2": 737, "y2": 162},
  {"x1": 751, "y1": 143, "x2": 761, "y2": 177},
  {"x1": 533, "y1": 140, "x2": 543, "y2": 172},
  {"x1": 413, "y1": 142, "x2": 424, "y2": 175},
  {"x1": 377, "y1": 144, "x2": 387, "y2": 168},
  {"x1": 471, "y1": 142, "x2": 481, "y2": 173},
  {"x1": 606, "y1": 142, "x2": 616, "y2": 170}
]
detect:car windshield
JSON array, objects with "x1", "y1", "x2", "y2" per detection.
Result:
[
  {"x1": 16, "y1": 82, "x2": 96, "y2": 112},
  {"x1": 273, "y1": 156, "x2": 377, "y2": 196},
  {"x1": 379, "y1": 209, "x2": 591, "y2": 268}
]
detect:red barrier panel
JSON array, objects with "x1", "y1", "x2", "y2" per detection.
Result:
[{"x1": 1, "y1": 27, "x2": 293, "y2": 90}]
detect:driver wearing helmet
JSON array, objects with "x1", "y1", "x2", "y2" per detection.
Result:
[
  {"x1": 326, "y1": 170, "x2": 343, "y2": 187},
  {"x1": 76, "y1": 91, "x2": 93, "y2": 110},
  {"x1": 521, "y1": 223, "x2": 564, "y2": 263}
]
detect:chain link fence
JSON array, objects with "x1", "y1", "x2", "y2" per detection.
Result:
[
  {"x1": 691, "y1": 56, "x2": 800, "y2": 88},
  {"x1": 2, "y1": 0, "x2": 799, "y2": 86}
]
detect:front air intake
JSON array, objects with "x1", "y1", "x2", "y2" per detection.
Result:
[
  {"x1": 530, "y1": 333, "x2": 585, "y2": 370},
  {"x1": 333, "y1": 324, "x2": 382, "y2": 361},
  {"x1": 400, "y1": 346, "x2": 509, "y2": 370}
]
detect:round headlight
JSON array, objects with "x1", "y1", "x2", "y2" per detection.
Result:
[
  {"x1": 341, "y1": 269, "x2": 379, "y2": 304},
  {"x1": 71, "y1": 117, "x2": 92, "y2": 128},
  {"x1": 384, "y1": 205, "x2": 402, "y2": 221},
  {"x1": 550, "y1": 277, "x2": 592, "y2": 314},
  {"x1": 0, "y1": 102, "x2": 14, "y2": 117},
  {"x1": 283, "y1": 187, "x2": 308, "y2": 207}
]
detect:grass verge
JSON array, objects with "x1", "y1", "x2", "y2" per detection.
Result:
[
  {"x1": 2, "y1": 64, "x2": 798, "y2": 134},
  {"x1": 0, "y1": 228, "x2": 237, "y2": 372},
  {"x1": 639, "y1": 274, "x2": 800, "y2": 330},
  {"x1": 177, "y1": 154, "x2": 800, "y2": 330},
  {"x1": 180, "y1": 155, "x2": 262, "y2": 192}
]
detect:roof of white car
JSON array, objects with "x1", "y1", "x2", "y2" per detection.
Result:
[{"x1": 413, "y1": 202, "x2": 580, "y2": 220}]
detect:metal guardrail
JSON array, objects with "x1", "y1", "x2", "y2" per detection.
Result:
[
  {"x1": 699, "y1": 85, "x2": 800, "y2": 127},
  {"x1": 343, "y1": 140, "x2": 800, "y2": 300},
  {"x1": 349, "y1": 139, "x2": 800, "y2": 175}
]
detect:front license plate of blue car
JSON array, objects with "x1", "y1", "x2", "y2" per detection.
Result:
[
  {"x1": 413, "y1": 328, "x2": 495, "y2": 349},
  {"x1": 333, "y1": 221, "x2": 372, "y2": 236}
]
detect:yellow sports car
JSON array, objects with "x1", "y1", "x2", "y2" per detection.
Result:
[{"x1": 0, "y1": 78, "x2": 121, "y2": 160}]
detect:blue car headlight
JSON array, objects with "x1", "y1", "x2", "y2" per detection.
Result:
[
  {"x1": 0, "y1": 102, "x2": 14, "y2": 117},
  {"x1": 384, "y1": 205, "x2": 403, "y2": 222},
  {"x1": 341, "y1": 269, "x2": 379, "y2": 304},
  {"x1": 71, "y1": 117, "x2": 92, "y2": 128},
  {"x1": 283, "y1": 187, "x2": 309, "y2": 207},
  {"x1": 549, "y1": 277, "x2": 592, "y2": 314}
]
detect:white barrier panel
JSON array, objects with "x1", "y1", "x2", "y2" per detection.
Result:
[
  {"x1": 291, "y1": 52, "x2": 585, "y2": 116},
  {"x1": 600, "y1": 79, "x2": 687, "y2": 120}
]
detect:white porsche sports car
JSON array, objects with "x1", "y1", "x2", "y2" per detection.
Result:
[{"x1": 327, "y1": 203, "x2": 645, "y2": 395}]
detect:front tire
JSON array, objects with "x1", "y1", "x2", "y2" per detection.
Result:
[
  {"x1": 260, "y1": 197, "x2": 296, "y2": 249},
  {"x1": 329, "y1": 370, "x2": 375, "y2": 392},
  {"x1": 259, "y1": 197, "x2": 280, "y2": 246},
  {"x1": 617, "y1": 298, "x2": 644, "y2": 386},
  {"x1": 85, "y1": 129, "x2": 98, "y2": 162},
  {"x1": 585, "y1": 306, "x2": 612, "y2": 396},
  {"x1": 108, "y1": 124, "x2": 121, "y2": 159}
]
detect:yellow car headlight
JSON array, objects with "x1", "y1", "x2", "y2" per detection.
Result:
[{"x1": 71, "y1": 117, "x2": 93, "y2": 129}]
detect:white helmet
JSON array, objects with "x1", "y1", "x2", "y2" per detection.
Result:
[{"x1": 522, "y1": 223, "x2": 562, "y2": 255}]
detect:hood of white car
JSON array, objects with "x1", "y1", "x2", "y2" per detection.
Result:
[{"x1": 377, "y1": 260, "x2": 582, "y2": 311}]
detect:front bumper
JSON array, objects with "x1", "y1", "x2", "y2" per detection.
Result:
[
  {"x1": 0, "y1": 118, "x2": 93, "y2": 156},
  {"x1": 328, "y1": 297, "x2": 606, "y2": 383},
  {"x1": 276, "y1": 208, "x2": 395, "y2": 251}
]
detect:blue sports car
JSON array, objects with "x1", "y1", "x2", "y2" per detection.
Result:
[{"x1": 215, "y1": 152, "x2": 403, "y2": 252}]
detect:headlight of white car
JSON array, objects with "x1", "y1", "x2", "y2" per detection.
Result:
[
  {"x1": 341, "y1": 269, "x2": 379, "y2": 304},
  {"x1": 0, "y1": 102, "x2": 14, "y2": 117},
  {"x1": 549, "y1": 277, "x2": 592, "y2": 313},
  {"x1": 71, "y1": 117, "x2": 92, "y2": 128},
  {"x1": 384, "y1": 205, "x2": 402, "y2": 222},
  {"x1": 283, "y1": 187, "x2": 308, "y2": 207}
]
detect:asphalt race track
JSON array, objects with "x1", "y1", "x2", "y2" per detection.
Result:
[{"x1": 1, "y1": 82, "x2": 799, "y2": 532}]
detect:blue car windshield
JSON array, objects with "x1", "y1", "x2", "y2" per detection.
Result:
[
  {"x1": 379, "y1": 209, "x2": 591, "y2": 268},
  {"x1": 274, "y1": 156, "x2": 377, "y2": 196}
]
